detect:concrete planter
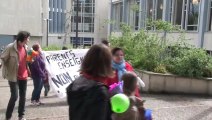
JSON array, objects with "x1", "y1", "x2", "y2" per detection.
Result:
[{"x1": 136, "y1": 70, "x2": 212, "y2": 96}]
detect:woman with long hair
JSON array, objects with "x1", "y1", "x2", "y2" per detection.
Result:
[{"x1": 67, "y1": 44, "x2": 113, "y2": 120}]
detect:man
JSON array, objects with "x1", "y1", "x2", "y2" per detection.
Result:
[{"x1": 1, "y1": 31, "x2": 31, "y2": 120}]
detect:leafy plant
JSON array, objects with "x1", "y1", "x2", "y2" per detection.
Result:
[
  {"x1": 169, "y1": 48, "x2": 209, "y2": 78},
  {"x1": 110, "y1": 20, "x2": 212, "y2": 78},
  {"x1": 154, "y1": 64, "x2": 167, "y2": 74},
  {"x1": 42, "y1": 44, "x2": 73, "y2": 51}
]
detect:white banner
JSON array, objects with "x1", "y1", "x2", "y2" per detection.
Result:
[{"x1": 42, "y1": 49, "x2": 88, "y2": 98}]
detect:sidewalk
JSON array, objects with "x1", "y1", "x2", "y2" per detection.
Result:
[{"x1": 0, "y1": 72, "x2": 212, "y2": 120}]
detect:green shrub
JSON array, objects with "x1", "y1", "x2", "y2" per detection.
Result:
[
  {"x1": 42, "y1": 44, "x2": 73, "y2": 51},
  {"x1": 42, "y1": 45, "x2": 61, "y2": 51},
  {"x1": 169, "y1": 48, "x2": 209, "y2": 78},
  {"x1": 202, "y1": 57, "x2": 212, "y2": 77},
  {"x1": 110, "y1": 20, "x2": 212, "y2": 78},
  {"x1": 154, "y1": 64, "x2": 167, "y2": 74},
  {"x1": 110, "y1": 23, "x2": 166, "y2": 72}
]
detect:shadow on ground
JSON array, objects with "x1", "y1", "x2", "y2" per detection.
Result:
[
  {"x1": 188, "y1": 107, "x2": 212, "y2": 120},
  {"x1": 0, "y1": 101, "x2": 68, "y2": 113},
  {"x1": 141, "y1": 93, "x2": 212, "y2": 102}
]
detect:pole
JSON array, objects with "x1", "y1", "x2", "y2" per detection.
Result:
[
  {"x1": 75, "y1": 0, "x2": 79, "y2": 48},
  {"x1": 47, "y1": 19, "x2": 49, "y2": 47}
]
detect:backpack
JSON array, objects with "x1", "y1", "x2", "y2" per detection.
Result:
[{"x1": 67, "y1": 77, "x2": 112, "y2": 120}]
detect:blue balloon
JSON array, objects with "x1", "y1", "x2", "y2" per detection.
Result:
[{"x1": 145, "y1": 109, "x2": 152, "y2": 120}]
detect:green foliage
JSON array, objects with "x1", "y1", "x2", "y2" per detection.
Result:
[
  {"x1": 104, "y1": 19, "x2": 116, "y2": 24},
  {"x1": 203, "y1": 58, "x2": 212, "y2": 77},
  {"x1": 110, "y1": 20, "x2": 212, "y2": 78},
  {"x1": 146, "y1": 19, "x2": 180, "y2": 31},
  {"x1": 42, "y1": 44, "x2": 73, "y2": 51},
  {"x1": 154, "y1": 64, "x2": 167, "y2": 74},
  {"x1": 131, "y1": 4, "x2": 139, "y2": 12},
  {"x1": 169, "y1": 48, "x2": 210, "y2": 78},
  {"x1": 110, "y1": 23, "x2": 166, "y2": 71}
]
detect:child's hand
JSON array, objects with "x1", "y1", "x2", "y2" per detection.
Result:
[{"x1": 136, "y1": 97, "x2": 145, "y2": 108}]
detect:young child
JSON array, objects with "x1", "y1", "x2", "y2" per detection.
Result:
[
  {"x1": 112, "y1": 72, "x2": 147, "y2": 120},
  {"x1": 43, "y1": 70, "x2": 50, "y2": 97}
]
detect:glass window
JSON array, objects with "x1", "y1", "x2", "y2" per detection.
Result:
[
  {"x1": 147, "y1": 0, "x2": 154, "y2": 20},
  {"x1": 172, "y1": 0, "x2": 183, "y2": 26},
  {"x1": 170, "y1": 0, "x2": 200, "y2": 31},
  {"x1": 135, "y1": 1, "x2": 140, "y2": 30},
  {"x1": 157, "y1": 0, "x2": 163, "y2": 20},
  {"x1": 70, "y1": 37, "x2": 94, "y2": 46},
  {"x1": 49, "y1": 0, "x2": 66, "y2": 33},
  {"x1": 145, "y1": 0, "x2": 164, "y2": 30},
  {"x1": 209, "y1": 1, "x2": 212, "y2": 31},
  {"x1": 187, "y1": 0, "x2": 200, "y2": 30},
  {"x1": 71, "y1": 0, "x2": 95, "y2": 32},
  {"x1": 49, "y1": 11, "x2": 53, "y2": 33},
  {"x1": 120, "y1": 3, "x2": 123, "y2": 23},
  {"x1": 53, "y1": 11, "x2": 57, "y2": 33}
]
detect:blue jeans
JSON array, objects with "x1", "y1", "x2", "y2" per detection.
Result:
[
  {"x1": 6, "y1": 80, "x2": 27, "y2": 119},
  {"x1": 31, "y1": 77, "x2": 43, "y2": 101}
]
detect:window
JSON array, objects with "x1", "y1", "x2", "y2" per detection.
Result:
[
  {"x1": 145, "y1": 0, "x2": 164, "y2": 30},
  {"x1": 70, "y1": 37, "x2": 94, "y2": 46},
  {"x1": 146, "y1": 0, "x2": 163, "y2": 21},
  {"x1": 208, "y1": 1, "x2": 212, "y2": 31},
  {"x1": 49, "y1": 0, "x2": 66, "y2": 33},
  {"x1": 112, "y1": 2, "x2": 123, "y2": 31},
  {"x1": 170, "y1": 0, "x2": 201, "y2": 31},
  {"x1": 170, "y1": 0, "x2": 183, "y2": 26},
  {"x1": 157, "y1": 0, "x2": 163, "y2": 20},
  {"x1": 135, "y1": 0, "x2": 140, "y2": 30},
  {"x1": 71, "y1": 0, "x2": 95, "y2": 33}
]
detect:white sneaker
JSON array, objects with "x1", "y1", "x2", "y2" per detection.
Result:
[
  {"x1": 36, "y1": 101, "x2": 44, "y2": 106},
  {"x1": 18, "y1": 117, "x2": 26, "y2": 120},
  {"x1": 31, "y1": 100, "x2": 36, "y2": 105}
]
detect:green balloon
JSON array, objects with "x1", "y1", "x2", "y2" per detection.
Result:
[{"x1": 111, "y1": 94, "x2": 130, "y2": 113}]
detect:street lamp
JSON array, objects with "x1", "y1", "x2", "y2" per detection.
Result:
[
  {"x1": 74, "y1": 0, "x2": 84, "y2": 48},
  {"x1": 44, "y1": 19, "x2": 52, "y2": 47}
]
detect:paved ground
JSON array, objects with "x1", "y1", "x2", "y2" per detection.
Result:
[{"x1": 0, "y1": 73, "x2": 212, "y2": 120}]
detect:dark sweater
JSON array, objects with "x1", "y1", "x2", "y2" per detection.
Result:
[
  {"x1": 30, "y1": 55, "x2": 46, "y2": 79},
  {"x1": 67, "y1": 75, "x2": 112, "y2": 120}
]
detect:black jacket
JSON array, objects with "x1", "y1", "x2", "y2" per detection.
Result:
[{"x1": 67, "y1": 75, "x2": 112, "y2": 120}]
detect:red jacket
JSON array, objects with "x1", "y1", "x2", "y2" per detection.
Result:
[{"x1": 105, "y1": 62, "x2": 141, "y2": 97}]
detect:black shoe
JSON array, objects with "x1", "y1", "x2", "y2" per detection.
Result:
[{"x1": 44, "y1": 91, "x2": 48, "y2": 97}]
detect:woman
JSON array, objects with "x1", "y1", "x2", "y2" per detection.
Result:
[
  {"x1": 30, "y1": 44, "x2": 46, "y2": 105},
  {"x1": 107, "y1": 47, "x2": 141, "y2": 97},
  {"x1": 67, "y1": 44, "x2": 113, "y2": 120}
]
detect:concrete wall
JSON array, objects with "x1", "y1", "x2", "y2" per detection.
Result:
[
  {"x1": 137, "y1": 70, "x2": 212, "y2": 96},
  {"x1": 28, "y1": 37, "x2": 42, "y2": 48},
  {"x1": 48, "y1": 35, "x2": 65, "y2": 47},
  {"x1": 42, "y1": 0, "x2": 110, "y2": 46},
  {"x1": 204, "y1": 32, "x2": 212, "y2": 50},
  {"x1": 0, "y1": 0, "x2": 42, "y2": 36},
  {"x1": 165, "y1": 32, "x2": 199, "y2": 47},
  {"x1": 111, "y1": 31, "x2": 203, "y2": 49},
  {"x1": 94, "y1": 0, "x2": 109, "y2": 43}
]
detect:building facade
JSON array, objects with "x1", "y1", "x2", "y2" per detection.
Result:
[
  {"x1": 0, "y1": 0, "x2": 43, "y2": 49},
  {"x1": 109, "y1": 0, "x2": 212, "y2": 51},
  {"x1": 44, "y1": 0, "x2": 109, "y2": 47},
  {"x1": 0, "y1": 0, "x2": 109, "y2": 49}
]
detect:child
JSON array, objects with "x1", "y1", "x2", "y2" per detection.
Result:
[
  {"x1": 112, "y1": 72, "x2": 147, "y2": 120},
  {"x1": 43, "y1": 70, "x2": 50, "y2": 97}
]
